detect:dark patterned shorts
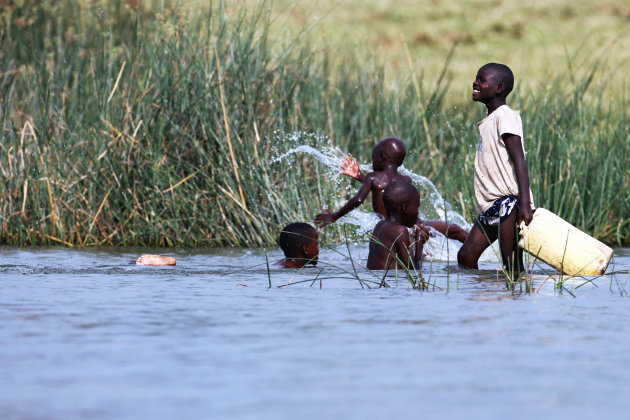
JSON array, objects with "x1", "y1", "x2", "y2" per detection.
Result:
[{"x1": 478, "y1": 195, "x2": 519, "y2": 227}]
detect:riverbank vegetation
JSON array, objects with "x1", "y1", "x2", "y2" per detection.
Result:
[{"x1": 0, "y1": 0, "x2": 628, "y2": 247}]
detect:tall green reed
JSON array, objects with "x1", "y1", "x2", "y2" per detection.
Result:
[{"x1": 0, "y1": 0, "x2": 627, "y2": 247}]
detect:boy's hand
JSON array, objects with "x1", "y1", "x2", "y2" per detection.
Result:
[
  {"x1": 315, "y1": 210, "x2": 337, "y2": 227},
  {"x1": 339, "y1": 156, "x2": 362, "y2": 180},
  {"x1": 518, "y1": 204, "x2": 533, "y2": 226},
  {"x1": 413, "y1": 223, "x2": 430, "y2": 245}
]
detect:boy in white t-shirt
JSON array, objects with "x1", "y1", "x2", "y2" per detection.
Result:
[{"x1": 457, "y1": 63, "x2": 534, "y2": 275}]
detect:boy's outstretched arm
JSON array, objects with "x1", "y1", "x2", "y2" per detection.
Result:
[
  {"x1": 504, "y1": 134, "x2": 533, "y2": 226},
  {"x1": 422, "y1": 220, "x2": 468, "y2": 243},
  {"x1": 315, "y1": 175, "x2": 372, "y2": 226},
  {"x1": 339, "y1": 156, "x2": 365, "y2": 182}
]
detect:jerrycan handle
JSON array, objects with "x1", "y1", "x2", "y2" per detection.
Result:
[{"x1": 519, "y1": 221, "x2": 528, "y2": 237}]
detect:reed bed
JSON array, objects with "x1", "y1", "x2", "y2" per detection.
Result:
[{"x1": 0, "y1": 0, "x2": 628, "y2": 247}]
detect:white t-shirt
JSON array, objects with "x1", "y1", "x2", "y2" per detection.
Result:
[{"x1": 473, "y1": 104, "x2": 533, "y2": 214}]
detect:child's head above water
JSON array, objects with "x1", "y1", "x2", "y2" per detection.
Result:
[
  {"x1": 383, "y1": 180, "x2": 420, "y2": 227},
  {"x1": 277, "y1": 222, "x2": 319, "y2": 268},
  {"x1": 473, "y1": 63, "x2": 514, "y2": 103},
  {"x1": 372, "y1": 137, "x2": 406, "y2": 171}
]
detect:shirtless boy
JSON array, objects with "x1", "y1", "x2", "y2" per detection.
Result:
[
  {"x1": 275, "y1": 222, "x2": 319, "y2": 268},
  {"x1": 367, "y1": 181, "x2": 428, "y2": 270},
  {"x1": 457, "y1": 63, "x2": 534, "y2": 274},
  {"x1": 316, "y1": 137, "x2": 467, "y2": 242}
]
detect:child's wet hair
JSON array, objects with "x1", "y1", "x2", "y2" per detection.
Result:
[
  {"x1": 278, "y1": 222, "x2": 318, "y2": 257},
  {"x1": 483, "y1": 63, "x2": 514, "y2": 97},
  {"x1": 382, "y1": 180, "x2": 419, "y2": 212}
]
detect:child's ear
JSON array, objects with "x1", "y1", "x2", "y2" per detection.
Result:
[{"x1": 496, "y1": 82, "x2": 504, "y2": 96}]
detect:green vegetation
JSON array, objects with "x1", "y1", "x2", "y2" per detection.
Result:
[{"x1": 0, "y1": 0, "x2": 628, "y2": 247}]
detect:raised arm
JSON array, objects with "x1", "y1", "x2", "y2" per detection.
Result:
[
  {"x1": 504, "y1": 134, "x2": 533, "y2": 226},
  {"x1": 339, "y1": 156, "x2": 364, "y2": 182},
  {"x1": 315, "y1": 175, "x2": 373, "y2": 226}
]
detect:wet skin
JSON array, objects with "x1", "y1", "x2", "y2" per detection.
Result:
[
  {"x1": 315, "y1": 138, "x2": 410, "y2": 225},
  {"x1": 335, "y1": 149, "x2": 468, "y2": 242},
  {"x1": 367, "y1": 187, "x2": 429, "y2": 270}
]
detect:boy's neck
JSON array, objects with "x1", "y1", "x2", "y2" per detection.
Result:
[
  {"x1": 385, "y1": 212, "x2": 403, "y2": 225},
  {"x1": 378, "y1": 164, "x2": 400, "y2": 173},
  {"x1": 485, "y1": 97, "x2": 507, "y2": 115}
]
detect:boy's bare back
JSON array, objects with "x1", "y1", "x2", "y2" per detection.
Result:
[
  {"x1": 315, "y1": 137, "x2": 408, "y2": 225},
  {"x1": 367, "y1": 219, "x2": 414, "y2": 270},
  {"x1": 367, "y1": 181, "x2": 427, "y2": 270},
  {"x1": 359, "y1": 170, "x2": 411, "y2": 217}
]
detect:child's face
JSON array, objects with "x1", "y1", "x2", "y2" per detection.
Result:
[
  {"x1": 472, "y1": 66, "x2": 501, "y2": 103},
  {"x1": 304, "y1": 235, "x2": 319, "y2": 265},
  {"x1": 402, "y1": 193, "x2": 420, "y2": 227},
  {"x1": 371, "y1": 147, "x2": 386, "y2": 171}
]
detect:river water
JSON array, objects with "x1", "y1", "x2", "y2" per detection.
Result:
[{"x1": 1, "y1": 245, "x2": 629, "y2": 420}]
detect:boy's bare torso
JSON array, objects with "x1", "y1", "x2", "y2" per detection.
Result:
[{"x1": 366, "y1": 171, "x2": 412, "y2": 217}]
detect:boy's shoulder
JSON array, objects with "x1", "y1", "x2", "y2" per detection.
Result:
[
  {"x1": 374, "y1": 219, "x2": 409, "y2": 239},
  {"x1": 364, "y1": 169, "x2": 410, "y2": 183},
  {"x1": 481, "y1": 104, "x2": 523, "y2": 135},
  {"x1": 362, "y1": 170, "x2": 384, "y2": 184},
  {"x1": 492, "y1": 104, "x2": 520, "y2": 120},
  {"x1": 393, "y1": 172, "x2": 412, "y2": 183}
]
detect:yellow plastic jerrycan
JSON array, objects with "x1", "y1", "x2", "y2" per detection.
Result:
[{"x1": 518, "y1": 208, "x2": 613, "y2": 276}]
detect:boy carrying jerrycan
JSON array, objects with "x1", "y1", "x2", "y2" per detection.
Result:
[{"x1": 457, "y1": 62, "x2": 612, "y2": 277}]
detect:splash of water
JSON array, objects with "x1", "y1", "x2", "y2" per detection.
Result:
[
  {"x1": 398, "y1": 166, "x2": 470, "y2": 228},
  {"x1": 274, "y1": 133, "x2": 499, "y2": 262},
  {"x1": 273, "y1": 144, "x2": 346, "y2": 170}
]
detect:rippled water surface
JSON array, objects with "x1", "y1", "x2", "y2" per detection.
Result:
[{"x1": 1, "y1": 246, "x2": 629, "y2": 419}]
